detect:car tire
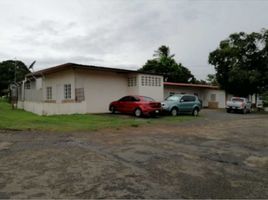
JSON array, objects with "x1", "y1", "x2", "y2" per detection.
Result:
[
  {"x1": 110, "y1": 106, "x2": 116, "y2": 114},
  {"x1": 226, "y1": 109, "x2": 231, "y2": 113},
  {"x1": 171, "y1": 107, "x2": 178, "y2": 116},
  {"x1": 243, "y1": 107, "x2": 247, "y2": 114},
  {"x1": 192, "y1": 108, "x2": 199, "y2": 116},
  {"x1": 134, "y1": 108, "x2": 142, "y2": 117}
]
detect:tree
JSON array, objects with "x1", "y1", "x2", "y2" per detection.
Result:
[
  {"x1": 206, "y1": 74, "x2": 218, "y2": 86},
  {"x1": 209, "y1": 29, "x2": 268, "y2": 96},
  {"x1": 0, "y1": 60, "x2": 30, "y2": 96},
  {"x1": 139, "y1": 45, "x2": 196, "y2": 83}
]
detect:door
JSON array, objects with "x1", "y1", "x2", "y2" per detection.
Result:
[
  {"x1": 117, "y1": 96, "x2": 130, "y2": 113},
  {"x1": 179, "y1": 96, "x2": 196, "y2": 112}
]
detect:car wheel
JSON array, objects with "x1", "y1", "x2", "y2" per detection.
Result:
[
  {"x1": 171, "y1": 107, "x2": 178, "y2": 116},
  {"x1": 226, "y1": 109, "x2": 231, "y2": 113},
  {"x1": 110, "y1": 106, "x2": 116, "y2": 114},
  {"x1": 243, "y1": 107, "x2": 247, "y2": 114},
  {"x1": 134, "y1": 108, "x2": 142, "y2": 117},
  {"x1": 192, "y1": 108, "x2": 199, "y2": 116}
]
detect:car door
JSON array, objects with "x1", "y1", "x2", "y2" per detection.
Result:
[
  {"x1": 179, "y1": 95, "x2": 195, "y2": 113},
  {"x1": 117, "y1": 96, "x2": 130, "y2": 113}
]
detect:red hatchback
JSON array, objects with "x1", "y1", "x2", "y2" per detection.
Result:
[{"x1": 109, "y1": 95, "x2": 161, "y2": 117}]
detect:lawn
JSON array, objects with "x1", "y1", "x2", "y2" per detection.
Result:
[{"x1": 0, "y1": 100, "x2": 195, "y2": 132}]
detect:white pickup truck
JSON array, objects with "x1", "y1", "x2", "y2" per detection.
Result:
[{"x1": 226, "y1": 97, "x2": 251, "y2": 114}]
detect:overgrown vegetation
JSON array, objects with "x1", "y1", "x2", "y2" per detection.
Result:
[{"x1": 0, "y1": 100, "x2": 195, "y2": 132}]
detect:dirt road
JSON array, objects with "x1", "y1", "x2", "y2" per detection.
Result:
[{"x1": 0, "y1": 110, "x2": 267, "y2": 198}]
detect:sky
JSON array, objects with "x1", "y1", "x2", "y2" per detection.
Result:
[{"x1": 0, "y1": 0, "x2": 268, "y2": 79}]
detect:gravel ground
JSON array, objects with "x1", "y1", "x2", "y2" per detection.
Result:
[{"x1": 0, "y1": 109, "x2": 267, "y2": 199}]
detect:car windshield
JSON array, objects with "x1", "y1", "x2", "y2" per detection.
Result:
[
  {"x1": 166, "y1": 95, "x2": 181, "y2": 101},
  {"x1": 142, "y1": 96, "x2": 155, "y2": 102},
  {"x1": 232, "y1": 98, "x2": 244, "y2": 102}
]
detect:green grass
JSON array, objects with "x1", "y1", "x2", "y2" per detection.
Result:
[{"x1": 0, "y1": 100, "x2": 195, "y2": 132}]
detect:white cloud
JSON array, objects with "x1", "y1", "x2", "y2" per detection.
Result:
[{"x1": 0, "y1": 0, "x2": 268, "y2": 79}]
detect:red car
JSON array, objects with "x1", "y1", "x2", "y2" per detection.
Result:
[{"x1": 109, "y1": 95, "x2": 161, "y2": 117}]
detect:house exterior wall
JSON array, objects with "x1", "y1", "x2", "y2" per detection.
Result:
[
  {"x1": 137, "y1": 74, "x2": 164, "y2": 101},
  {"x1": 203, "y1": 89, "x2": 226, "y2": 108},
  {"x1": 75, "y1": 69, "x2": 129, "y2": 113},
  {"x1": 18, "y1": 69, "x2": 86, "y2": 115},
  {"x1": 163, "y1": 85, "x2": 226, "y2": 108}
]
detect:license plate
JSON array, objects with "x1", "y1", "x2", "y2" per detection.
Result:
[
  {"x1": 155, "y1": 110, "x2": 159, "y2": 113},
  {"x1": 232, "y1": 107, "x2": 236, "y2": 109}
]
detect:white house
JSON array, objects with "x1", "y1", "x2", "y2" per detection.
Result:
[
  {"x1": 17, "y1": 63, "x2": 164, "y2": 115},
  {"x1": 17, "y1": 63, "x2": 226, "y2": 115}
]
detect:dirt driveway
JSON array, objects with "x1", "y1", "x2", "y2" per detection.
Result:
[{"x1": 0, "y1": 109, "x2": 267, "y2": 198}]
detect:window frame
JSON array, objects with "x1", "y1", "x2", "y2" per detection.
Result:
[
  {"x1": 64, "y1": 84, "x2": 72, "y2": 99},
  {"x1": 46, "y1": 86, "x2": 52, "y2": 100}
]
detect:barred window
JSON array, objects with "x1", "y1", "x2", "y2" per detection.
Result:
[
  {"x1": 25, "y1": 82, "x2": 31, "y2": 89},
  {"x1": 64, "y1": 84, "x2": 71, "y2": 99},
  {"x1": 128, "y1": 77, "x2": 137, "y2": 87},
  {"x1": 75, "y1": 88, "x2": 85, "y2": 101},
  {"x1": 141, "y1": 76, "x2": 161, "y2": 87},
  {"x1": 141, "y1": 76, "x2": 145, "y2": 86},
  {"x1": 210, "y1": 94, "x2": 216, "y2": 102},
  {"x1": 46, "y1": 87, "x2": 52, "y2": 100}
]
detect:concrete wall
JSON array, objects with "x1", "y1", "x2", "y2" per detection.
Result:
[
  {"x1": 137, "y1": 74, "x2": 164, "y2": 101},
  {"x1": 18, "y1": 101, "x2": 86, "y2": 115},
  {"x1": 203, "y1": 89, "x2": 226, "y2": 108},
  {"x1": 19, "y1": 68, "x2": 165, "y2": 115},
  {"x1": 43, "y1": 70, "x2": 75, "y2": 103},
  {"x1": 75, "y1": 69, "x2": 129, "y2": 113}
]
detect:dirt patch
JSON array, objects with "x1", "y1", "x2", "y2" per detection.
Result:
[{"x1": 0, "y1": 109, "x2": 268, "y2": 198}]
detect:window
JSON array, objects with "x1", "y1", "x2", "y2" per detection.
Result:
[
  {"x1": 119, "y1": 96, "x2": 130, "y2": 101},
  {"x1": 141, "y1": 76, "x2": 145, "y2": 86},
  {"x1": 181, "y1": 95, "x2": 196, "y2": 102},
  {"x1": 128, "y1": 77, "x2": 137, "y2": 87},
  {"x1": 166, "y1": 95, "x2": 181, "y2": 101},
  {"x1": 64, "y1": 84, "x2": 71, "y2": 99},
  {"x1": 142, "y1": 96, "x2": 155, "y2": 102},
  {"x1": 140, "y1": 76, "x2": 161, "y2": 87},
  {"x1": 75, "y1": 88, "x2": 85, "y2": 101},
  {"x1": 210, "y1": 94, "x2": 216, "y2": 102},
  {"x1": 25, "y1": 82, "x2": 31, "y2": 89},
  {"x1": 46, "y1": 87, "x2": 52, "y2": 100}
]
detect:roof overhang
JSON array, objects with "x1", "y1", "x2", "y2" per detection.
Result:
[
  {"x1": 26, "y1": 63, "x2": 163, "y2": 78},
  {"x1": 164, "y1": 82, "x2": 220, "y2": 89}
]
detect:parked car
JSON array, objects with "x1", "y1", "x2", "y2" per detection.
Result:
[
  {"x1": 109, "y1": 95, "x2": 161, "y2": 117},
  {"x1": 161, "y1": 94, "x2": 202, "y2": 116},
  {"x1": 226, "y1": 97, "x2": 251, "y2": 114}
]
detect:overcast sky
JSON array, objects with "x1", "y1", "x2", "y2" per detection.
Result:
[{"x1": 1, "y1": 0, "x2": 268, "y2": 79}]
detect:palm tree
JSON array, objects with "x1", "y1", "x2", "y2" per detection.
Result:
[{"x1": 153, "y1": 45, "x2": 175, "y2": 60}]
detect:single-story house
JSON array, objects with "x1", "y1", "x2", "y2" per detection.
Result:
[{"x1": 17, "y1": 63, "x2": 226, "y2": 115}]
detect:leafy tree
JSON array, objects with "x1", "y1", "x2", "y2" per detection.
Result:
[
  {"x1": 209, "y1": 29, "x2": 268, "y2": 96},
  {"x1": 206, "y1": 74, "x2": 218, "y2": 86},
  {"x1": 0, "y1": 60, "x2": 30, "y2": 96},
  {"x1": 139, "y1": 45, "x2": 196, "y2": 83}
]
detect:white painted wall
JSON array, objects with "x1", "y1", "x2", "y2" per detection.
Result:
[
  {"x1": 43, "y1": 69, "x2": 75, "y2": 103},
  {"x1": 75, "y1": 69, "x2": 129, "y2": 113},
  {"x1": 203, "y1": 89, "x2": 226, "y2": 108},
  {"x1": 19, "y1": 68, "x2": 165, "y2": 115},
  {"x1": 137, "y1": 74, "x2": 164, "y2": 101},
  {"x1": 163, "y1": 86, "x2": 226, "y2": 108},
  {"x1": 18, "y1": 101, "x2": 86, "y2": 115}
]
